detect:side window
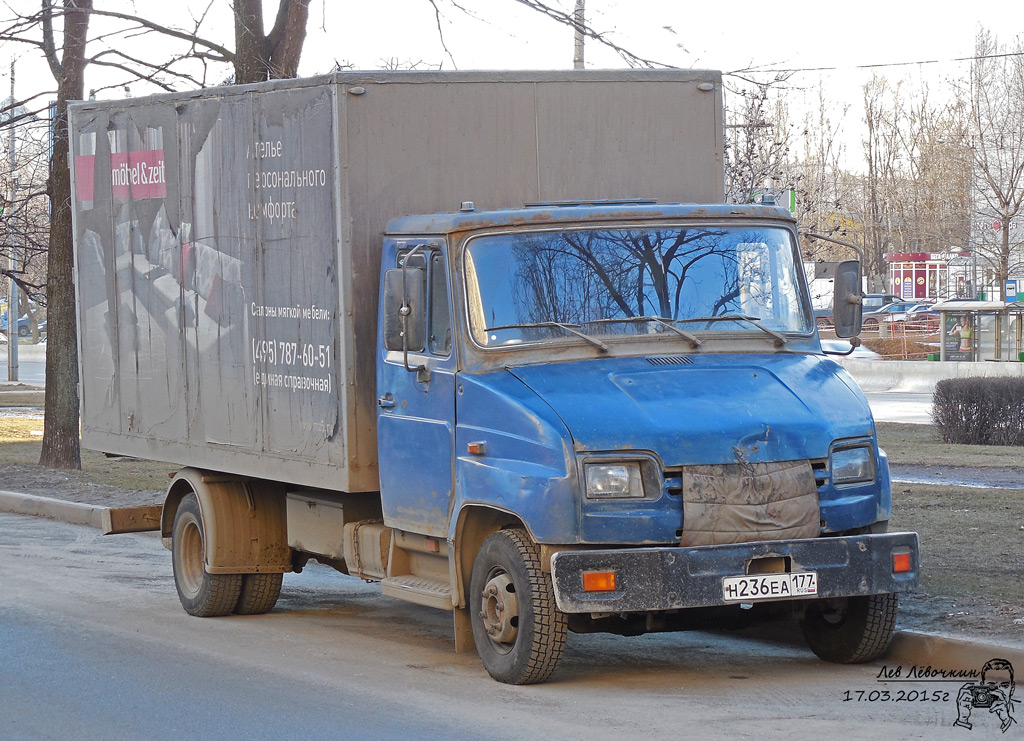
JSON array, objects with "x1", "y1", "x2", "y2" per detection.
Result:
[{"x1": 429, "y1": 251, "x2": 452, "y2": 356}]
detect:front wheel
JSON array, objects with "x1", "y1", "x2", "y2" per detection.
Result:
[
  {"x1": 171, "y1": 493, "x2": 243, "y2": 617},
  {"x1": 800, "y1": 593, "x2": 898, "y2": 663},
  {"x1": 470, "y1": 529, "x2": 567, "y2": 684}
]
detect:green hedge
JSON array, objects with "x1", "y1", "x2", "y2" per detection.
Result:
[{"x1": 932, "y1": 376, "x2": 1024, "y2": 446}]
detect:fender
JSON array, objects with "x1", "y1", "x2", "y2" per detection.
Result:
[{"x1": 161, "y1": 467, "x2": 290, "y2": 574}]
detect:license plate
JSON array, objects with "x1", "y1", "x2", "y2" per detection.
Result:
[{"x1": 722, "y1": 572, "x2": 817, "y2": 602}]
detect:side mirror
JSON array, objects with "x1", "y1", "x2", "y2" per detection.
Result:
[
  {"x1": 833, "y1": 260, "x2": 863, "y2": 338},
  {"x1": 383, "y1": 266, "x2": 426, "y2": 352}
]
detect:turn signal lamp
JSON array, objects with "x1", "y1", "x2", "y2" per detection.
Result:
[
  {"x1": 892, "y1": 552, "x2": 912, "y2": 573},
  {"x1": 583, "y1": 571, "x2": 616, "y2": 592}
]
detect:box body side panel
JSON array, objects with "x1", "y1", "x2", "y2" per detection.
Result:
[{"x1": 71, "y1": 71, "x2": 725, "y2": 492}]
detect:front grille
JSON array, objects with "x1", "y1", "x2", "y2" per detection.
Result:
[
  {"x1": 646, "y1": 355, "x2": 694, "y2": 366},
  {"x1": 663, "y1": 468, "x2": 684, "y2": 497},
  {"x1": 810, "y1": 458, "x2": 829, "y2": 490}
]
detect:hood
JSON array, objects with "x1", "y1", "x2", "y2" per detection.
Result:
[{"x1": 507, "y1": 353, "x2": 872, "y2": 466}]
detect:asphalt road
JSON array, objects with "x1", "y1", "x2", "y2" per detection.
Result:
[
  {"x1": 0, "y1": 361, "x2": 45, "y2": 384},
  {"x1": 0, "y1": 513, "x2": 986, "y2": 739}
]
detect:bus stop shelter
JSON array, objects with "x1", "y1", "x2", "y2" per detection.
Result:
[{"x1": 931, "y1": 299, "x2": 1024, "y2": 362}]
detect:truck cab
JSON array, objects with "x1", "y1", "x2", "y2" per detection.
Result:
[{"x1": 377, "y1": 200, "x2": 917, "y2": 684}]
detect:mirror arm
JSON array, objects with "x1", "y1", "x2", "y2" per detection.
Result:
[
  {"x1": 821, "y1": 335, "x2": 863, "y2": 356},
  {"x1": 400, "y1": 245, "x2": 430, "y2": 383},
  {"x1": 802, "y1": 232, "x2": 866, "y2": 340},
  {"x1": 801, "y1": 232, "x2": 864, "y2": 261}
]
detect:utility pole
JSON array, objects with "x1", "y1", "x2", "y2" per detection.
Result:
[
  {"x1": 7, "y1": 59, "x2": 17, "y2": 381},
  {"x1": 573, "y1": 0, "x2": 585, "y2": 70}
]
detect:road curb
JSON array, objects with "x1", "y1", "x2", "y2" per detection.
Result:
[
  {"x1": 0, "y1": 489, "x2": 105, "y2": 528},
  {"x1": 2, "y1": 489, "x2": 1022, "y2": 669},
  {"x1": 887, "y1": 630, "x2": 1024, "y2": 671}
]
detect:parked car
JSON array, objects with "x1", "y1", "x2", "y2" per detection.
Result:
[
  {"x1": 0, "y1": 314, "x2": 30, "y2": 337},
  {"x1": 0, "y1": 314, "x2": 46, "y2": 339},
  {"x1": 862, "y1": 293, "x2": 901, "y2": 311},
  {"x1": 862, "y1": 301, "x2": 930, "y2": 331},
  {"x1": 904, "y1": 305, "x2": 941, "y2": 332},
  {"x1": 814, "y1": 293, "x2": 901, "y2": 330}
]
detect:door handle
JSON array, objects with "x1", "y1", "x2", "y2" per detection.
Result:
[{"x1": 377, "y1": 393, "x2": 396, "y2": 409}]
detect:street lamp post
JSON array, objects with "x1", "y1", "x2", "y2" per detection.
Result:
[{"x1": 6, "y1": 60, "x2": 17, "y2": 382}]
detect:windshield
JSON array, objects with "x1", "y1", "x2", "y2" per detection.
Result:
[{"x1": 464, "y1": 224, "x2": 811, "y2": 348}]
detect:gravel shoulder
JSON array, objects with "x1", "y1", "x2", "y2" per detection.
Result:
[{"x1": 2, "y1": 398, "x2": 1022, "y2": 648}]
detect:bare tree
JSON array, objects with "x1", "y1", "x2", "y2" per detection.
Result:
[
  {"x1": 37, "y1": 0, "x2": 91, "y2": 469},
  {"x1": 0, "y1": 0, "x2": 313, "y2": 469},
  {"x1": 859, "y1": 74, "x2": 904, "y2": 290},
  {"x1": 965, "y1": 28, "x2": 1024, "y2": 292},
  {"x1": 0, "y1": 104, "x2": 51, "y2": 324},
  {"x1": 724, "y1": 77, "x2": 794, "y2": 205},
  {"x1": 791, "y1": 85, "x2": 851, "y2": 261}
]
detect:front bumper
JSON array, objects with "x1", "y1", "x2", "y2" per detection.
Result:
[{"x1": 549, "y1": 532, "x2": 918, "y2": 614}]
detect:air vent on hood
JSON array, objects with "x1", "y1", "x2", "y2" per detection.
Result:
[{"x1": 646, "y1": 355, "x2": 694, "y2": 366}]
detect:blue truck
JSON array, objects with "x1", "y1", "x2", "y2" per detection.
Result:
[{"x1": 70, "y1": 70, "x2": 917, "y2": 685}]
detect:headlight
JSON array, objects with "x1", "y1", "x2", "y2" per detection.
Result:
[
  {"x1": 831, "y1": 446, "x2": 874, "y2": 485},
  {"x1": 585, "y1": 462, "x2": 645, "y2": 499}
]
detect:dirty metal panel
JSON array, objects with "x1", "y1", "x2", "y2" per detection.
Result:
[
  {"x1": 533, "y1": 76, "x2": 724, "y2": 204},
  {"x1": 248, "y1": 86, "x2": 341, "y2": 460},
  {"x1": 550, "y1": 532, "x2": 919, "y2": 613},
  {"x1": 71, "y1": 85, "x2": 351, "y2": 489}
]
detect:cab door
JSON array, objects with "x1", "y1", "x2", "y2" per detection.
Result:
[{"x1": 376, "y1": 242, "x2": 456, "y2": 538}]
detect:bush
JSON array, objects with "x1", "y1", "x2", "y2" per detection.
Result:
[{"x1": 932, "y1": 376, "x2": 1024, "y2": 446}]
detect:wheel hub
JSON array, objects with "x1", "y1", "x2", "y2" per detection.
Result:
[
  {"x1": 178, "y1": 519, "x2": 205, "y2": 597},
  {"x1": 480, "y1": 572, "x2": 519, "y2": 644}
]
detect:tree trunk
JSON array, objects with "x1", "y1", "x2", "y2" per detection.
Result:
[
  {"x1": 39, "y1": 0, "x2": 90, "y2": 470},
  {"x1": 233, "y1": 0, "x2": 266, "y2": 85},
  {"x1": 234, "y1": 0, "x2": 310, "y2": 84}
]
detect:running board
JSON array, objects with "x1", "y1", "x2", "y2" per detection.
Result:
[{"x1": 381, "y1": 575, "x2": 453, "y2": 610}]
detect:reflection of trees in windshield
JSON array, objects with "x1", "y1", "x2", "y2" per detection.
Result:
[
  {"x1": 511, "y1": 228, "x2": 742, "y2": 326},
  {"x1": 466, "y1": 226, "x2": 807, "y2": 346}
]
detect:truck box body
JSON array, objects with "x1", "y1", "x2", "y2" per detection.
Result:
[{"x1": 69, "y1": 70, "x2": 724, "y2": 492}]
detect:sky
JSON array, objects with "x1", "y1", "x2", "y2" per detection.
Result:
[{"x1": 0, "y1": 0, "x2": 1020, "y2": 167}]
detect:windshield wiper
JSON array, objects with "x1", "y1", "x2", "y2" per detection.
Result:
[
  {"x1": 485, "y1": 321, "x2": 609, "y2": 353},
  {"x1": 675, "y1": 314, "x2": 787, "y2": 347},
  {"x1": 584, "y1": 316, "x2": 703, "y2": 348}
]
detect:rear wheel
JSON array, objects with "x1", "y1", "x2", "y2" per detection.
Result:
[
  {"x1": 470, "y1": 529, "x2": 567, "y2": 684},
  {"x1": 172, "y1": 493, "x2": 242, "y2": 617},
  {"x1": 800, "y1": 593, "x2": 898, "y2": 663},
  {"x1": 234, "y1": 573, "x2": 283, "y2": 615}
]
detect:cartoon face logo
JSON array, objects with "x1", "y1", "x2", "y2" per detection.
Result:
[{"x1": 955, "y1": 658, "x2": 1016, "y2": 733}]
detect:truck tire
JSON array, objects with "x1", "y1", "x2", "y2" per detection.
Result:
[
  {"x1": 234, "y1": 573, "x2": 283, "y2": 615},
  {"x1": 800, "y1": 593, "x2": 897, "y2": 663},
  {"x1": 469, "y1": 529, "x2": 567, "y2": 685},
  {"x1": 172, "y1": 493, "x2": 243, "y2": 617}
]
